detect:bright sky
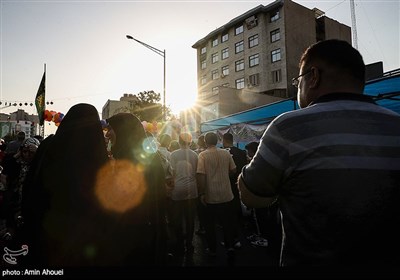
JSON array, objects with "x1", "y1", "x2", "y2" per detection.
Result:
[{"x1": 1, "y1": 0, "x2": 399, "y2": 131}]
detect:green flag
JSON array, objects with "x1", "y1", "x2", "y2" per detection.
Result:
[{"x1": 35, "y1": 71, "x2": 46, "y2": 126}]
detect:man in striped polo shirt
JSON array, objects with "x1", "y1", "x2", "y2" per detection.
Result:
[
  {"x1": 238, "y1": 40, "x2": 400, "y2": 268},
  {"x1": 197, "y1": 132, "x2": 237, "y2": 260}
]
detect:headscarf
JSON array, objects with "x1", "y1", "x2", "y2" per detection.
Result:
[
  {"x1": 21, "y1": 137, "x2": 40, "y2": 149},
  {"x1": 107, "y1": 113, "x2": 147, "y2": 162},
  {"x1": 43, "y1": 104, "x2": 109, "y2": 206}
]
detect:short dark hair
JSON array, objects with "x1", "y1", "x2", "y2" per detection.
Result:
[
  {"x1": 169, "y1": 140, "x2": 180, "y2": 151},
  {"x1": 245, "y1": 141, "x2": 259, "y2": 154},
  {"x1": 17, "y1": 131, "x2": 26, "y2": 141},
  {"x1": 300, "y1": 39, "x2": 365, "y2": 84},
  {"x1": 197, "y1": 135, "x2": 206, "y2": 148},
  {"x1": 205, "y1": 132, "x2": 218, "y2": 146},
  {"x1": 159, "y1": 134, "x2": 172, "y2": 147},
  {"x1": 223, "y1": 132, "x2": 233, "y2": 143}
]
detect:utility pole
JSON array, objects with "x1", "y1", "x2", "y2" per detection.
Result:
[
  {"x1": 350, "y1": 0, "x2": 358, "y2": 49},
  {"x1": 126, "y1": 35, "x2": 167, "y2": 121}
]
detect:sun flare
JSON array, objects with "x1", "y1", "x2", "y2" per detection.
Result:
[{"x1": 168, "y1": 91, "x2": 197, "y2": 116}]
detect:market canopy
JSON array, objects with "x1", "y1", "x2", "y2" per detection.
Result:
[
  {"x1": 200, "y1": 73, "x2": 400, "y2": 134},
  {"x1": 364, "y1": 74, "x2": 400, "y2": 113}
]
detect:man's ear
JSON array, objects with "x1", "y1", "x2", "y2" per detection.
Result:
[{"x1": 309, "y1": 67, "x2": 321, "y2": 89}]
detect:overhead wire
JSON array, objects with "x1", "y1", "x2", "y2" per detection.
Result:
[{"x1": 357, "y1": 0, "x2": 388, "y2": 66}]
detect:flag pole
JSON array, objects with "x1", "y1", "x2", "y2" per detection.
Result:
[
  {"x1": 35, "y1": 64, "x2": 46, "y2": 138},
  {"x1": 42, "y1": 64, "x2": 46, "y2": 137}
]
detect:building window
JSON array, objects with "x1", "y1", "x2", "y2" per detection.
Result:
[
  {"x1": 201, "y1": 60, "x2": 206, "y2": 70},
  {"x1": 212, "y1": 69, "x2": 219, "y2": 80},
  {"x1": 212, "y1": 52, "x2": 219, "y2": 64},
  {"x1": 201, "y1": 75, "x2": 207, "y2": 85},
  {"x1": 201, "y1": 47, "x2": 207, "y2": 54},
  {"x1": 212, "y1": 38, "x2": 218, "y2": 47},
  {"x1": 272, "y1": 69, "x2": 282, "y2": 83},
  {"x1": 212, "y1": 86, "x2": 219, "y2": 94},
  {"x1": 235, "y1": 25, "x2": 244, "y2": 35},
  {"x1": 249, "y1": 53, "x2": 260, "y2": 67},
  {"x1": 249, "y1": 34, "x2": 259, "y2": 48},
  {"x1": 271, "y1": 49, "x2": 281, "y2": 62},
  {"x1": 249, "y1": 73, "x2": 260, "y2": 86},
  {"x1": 222, "y1": 48, "x2": 229, "y2": 60},
  {"x1": 270, "y1": 10, "x2": 280, "y2": 22},
  {"x1": 222, "y1": 65, "x2": 229, "y2": 77},
  {"x1": 235, "y1": 41, "x2": 244, "y2": 53},
  {"x1": 221, "y1": 33, "x2": 229, "y2": 42},
  {"x1": 271, "y1": 29, "x2": 280, "y2": 42},
  {"x1": 236, "y1": 78, "x2": 245, "y2": 89},
  {"x1": 235, "y1": 59, "x2": 244, "y2": 72},
  {"x1": 245, "y1": 15, "x2": 258, "y2": 29}
]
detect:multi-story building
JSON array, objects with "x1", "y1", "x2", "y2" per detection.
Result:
[
  {"x1": 192, "y1": 0, "x2": 351, "y2": 123},
  {"x1": 101, "y1": 93, "x2": 139, "y2": 120},
  {"x1": 0, "y1": 109, "x2": 39, "y2": 138}
]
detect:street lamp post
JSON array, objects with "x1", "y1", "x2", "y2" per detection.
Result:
[{"x1": 126, "y1": 35, "x2": 166, "y2": 121}]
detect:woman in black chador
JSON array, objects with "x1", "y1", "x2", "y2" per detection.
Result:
[
  {"x1": 21, "y1": 103, "x2": 109, "y2": 266},
  {"x1": 23, "y1": 107, "x2": 168, "y2": 266},
  {"x1": 104, "y1": 113, "x2": 168, "y2": 265}
]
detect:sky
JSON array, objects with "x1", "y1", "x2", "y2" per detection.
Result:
[{"x1": 1, "y1": 0, "x2": 399, "y2": 133}]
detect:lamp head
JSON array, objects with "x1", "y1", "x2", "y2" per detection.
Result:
[{"x1": 126, "y1": 35, "x2": 133, "y2": 40}]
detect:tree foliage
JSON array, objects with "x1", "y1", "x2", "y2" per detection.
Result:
[{"x1": 130, "y1": 90, "x2": 170, "y2": 122}]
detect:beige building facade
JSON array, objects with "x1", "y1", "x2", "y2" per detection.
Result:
[
  {"x1": 0, "y1": 109, "x2": 39, "y2": 138},
  {"x1": 101, "y1": 93, "x2": 139, "y2": 120},
  {"x1": 192, "y1": 0, "x2": 351, "y2": 123}
]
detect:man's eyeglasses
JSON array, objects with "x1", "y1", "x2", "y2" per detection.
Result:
[{"x1": 292, "y1": 69, "x2": 311, "y2": 88}]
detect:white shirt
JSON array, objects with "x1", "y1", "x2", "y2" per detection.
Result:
[{"x1": 170, "y1": 148, "x2": 198, "y2": 201}]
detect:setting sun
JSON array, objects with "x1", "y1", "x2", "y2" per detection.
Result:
[{"x1": 168, "y1": 90, "x2": 197, "y2": 116}]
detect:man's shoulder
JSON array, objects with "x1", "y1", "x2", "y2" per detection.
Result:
[
  {"x1": 217, "y1": 148, "x2": 234, "y2": 158},
  {"x1": 172, "y1": 148, "x2": 198, "y2": 157},
  {"x1": 271, "y1": 104, "x2": 323, "y2": 129},
  {"x1": 188, "y1": 149, "x2": 199, "y2": 157},
  {"x1": 170, "y1": 149, "x2": 178, "y2": 159},
  {"x1": 229, "y1": 146, "x2": 246, "y2": 155},
  {"x1": 158, "y1": 147, "x2": 171, "y2": 159},
  {"x1": 201, "y1": 147, "x2": 226, "y2": 156}
]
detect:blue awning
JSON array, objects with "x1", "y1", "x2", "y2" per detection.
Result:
[
  {"x1": 200, "y1": 73, "x2": 400, "y2": 134},
  {"x1": 364, "y1": 75, "x2": 400, "y2": 113},
  {"x1": 200, "y1": 98, "x2": 299, "y2": 132}
]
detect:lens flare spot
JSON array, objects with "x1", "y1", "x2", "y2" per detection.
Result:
[
  {"x1": 142, "y1": 137, "x2": 158, "y2": 154},
  {"x1": 95, "y1": 160, "x2": 147, "y2": 213}
]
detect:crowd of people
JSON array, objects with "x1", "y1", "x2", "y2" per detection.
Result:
[
  {"x1": 0, "y1": 110, "x2": 269, "y2": 268},
  {"x1": 0, "y1": 40, "x2": 399, "y2": 275}
]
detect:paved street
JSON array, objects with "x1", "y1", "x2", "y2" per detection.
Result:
[
  {"x1": 1, "y1": 214, "x2": 283, "y2": 278},
  {"x1": 166, "y1": 215, "x2": 281, "y2": 268}
]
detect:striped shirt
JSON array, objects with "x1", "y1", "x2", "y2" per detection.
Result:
[
  {"x1": 197, "y1": 146, "x2": 236, "y2": 204},
  {"x1": 242, "y1": 93, "x2": 400, "y2": 266}
]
